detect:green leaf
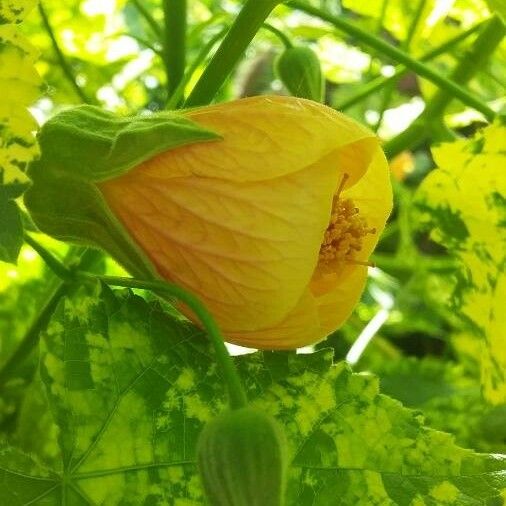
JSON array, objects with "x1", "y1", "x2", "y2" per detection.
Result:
[
  {"x1": 0, "y1": 199, "x2": 23, "y2": 263},
  {"x1": 416, "y1": 121, "x2": 506, "y2": 405},
  {"x1": 24, "y1": 105, "x2": 221, "y2": 279},
  {"x1": 0, "y1": 444, "x2": 60, "y2": 504},
  {"x1": 377, "y1": 356, "x2": 506, "y2": 453},
  {"x1": 0, "y1": 0, "x2": 37, "y2": 24},
  {"x1": 0, "y1": 26, "x2": 40, "y2": 180},
  {"x1": 485, "y1": 0, "x2": 506, "y2": 19},
  {"x1": 2, "y1": 283, "x2": 505, "y2": 504},
  {"x1": 0, "y1": 5, "x2": 41, "y2": 264}
]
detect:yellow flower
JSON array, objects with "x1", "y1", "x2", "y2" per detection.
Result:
[{"x1": 100, "y1": 95, "x2": 392, "y2": 349}]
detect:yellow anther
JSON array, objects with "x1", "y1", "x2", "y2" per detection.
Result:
[{"x1": 319, "y1": 192, "x2": 375, "y2": 265}]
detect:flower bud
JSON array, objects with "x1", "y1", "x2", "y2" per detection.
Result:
[
  {"x1": 197, "y1": 407, "x2": 287, "y2": 506},
  {"x1": 275, "y1": 46, "x2": 323, "y2": 102}
]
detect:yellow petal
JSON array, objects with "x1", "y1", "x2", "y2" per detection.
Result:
[
  {"x1": 225, "y1": 288, "x2": 322, "y2": 350},
  {"x1": 102, "y1": 160, "x2": 338, "y2": 331},
  {"x1": 342, "y1": 147, "x2": 393, "y2": 259},
  {"x1": 142, "y1": 95, "x2": 378, "y2": 185},
  {"x1": 101, "y1": 95, "x2": 391, "y2": 348},
  {"x1": 311, "y1": 267, "x2": 368, "y2": 337}
]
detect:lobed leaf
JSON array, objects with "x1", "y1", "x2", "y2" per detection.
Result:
[
  {"x1": 416, "y1": 121, "x2": 506, "y2": 405},
  {"x1": 1, "y1": 284, "x2": 505, "y2": 504}
]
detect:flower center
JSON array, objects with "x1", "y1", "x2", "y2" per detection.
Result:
[{"x1": 319, "y1": 175, "x2": 376, "y2": 266}]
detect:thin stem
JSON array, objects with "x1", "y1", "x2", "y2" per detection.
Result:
[
  {"x1": 131, "y1": 0, "x2": 163, "y2": 39},
  {"x1": 163, "y1": 0, "x2": 187, "y2": 99},
  {"x1": 166, "y1": 26, "x2": 228, "y2": 110},
  {"x1": 423, "y1": 14, "x2": 505, "y2": 118},
  {"x1": 289, "y1": 1, "x2": 497, "y2": 121},
  {"x1": 373, "y1": 0, "x2": 426, "y2": 132},
  {"x1": 78, "y1": 274, "x2": 248, "y2": 409},
  {"x1": 23, "y1": 233, "x2": 73, "y2": 281},
  {"x1": 38, "y1": 2, "x2": 95, "y2": 104},
  {"x1": 384, "y1": 14, "x2": 505, "y2": 157},
  {"x1": 119, "y1": 32, "x2": 164, "y2": 56},
  {"x1": 365, "y1": 0, "x2": 390, "y2": 77},
  {"x1": 336, "y1": 21, "x2": 483, "y2": 111},
  {"x1": 394, "y1": 183, "x2": 417, "y2": 258},
  {"x1": 372, "y1": 253, "x2": 459, "y2": 272},
  {"x1": 185, "y1": 0, "x2": 281, "y2": 107},
  {"x1": 262, "y1": 22, "x2": 293, "y2": 49}
]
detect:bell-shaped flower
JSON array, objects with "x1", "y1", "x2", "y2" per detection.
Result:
[{"x1": 98, "y1": 96, "x2": 392, "y2": 349}]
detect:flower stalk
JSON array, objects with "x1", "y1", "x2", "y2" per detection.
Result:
[{"x1": 185, "y1": 0, "x2": 282, "y2": 106}]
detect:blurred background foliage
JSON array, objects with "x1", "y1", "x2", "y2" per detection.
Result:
[{"x1": 1, "y1": 0, "x2": 505, "y2": 457}]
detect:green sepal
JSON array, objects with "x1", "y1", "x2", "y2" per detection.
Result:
[
  {"x1": 34, "y1": 105, "x2": 221, "y2": 182},
  {"x1": 24, "y1": 105, "x2": 221, "y2": 278},
  {"x1": 275, "y1": 46, "x2": 324, "y2": 102}
]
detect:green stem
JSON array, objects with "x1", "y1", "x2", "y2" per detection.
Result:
[
  {"x1": 0, "y1": 248, "x2": 98, "y2": 389},
  {"x1": 23, "y1": 233, "x2": 73, "y2": 281},
  {"x1": 365, "y1": 0, "x2": 390, "y2": 77},
  {"x1": 163, "y1": 0, "x2": 187, "y2": 99},
  {"x1": 373, "y1": 0, "x2": 426, "y2": 132},
  {"x1": 383, "y1": 120, "x2": 427, "y2": 158},
  {"x1": 185, "y1": 0, "x2": 281, "y2": 107},
  {"x1": 289, "y1": 1, "x2": 497, "y2": 121},
  {"x1": 131, "y1": 0, "x2": 163, "y2": 39},
  {"x1": 120, "y1": 32, "x2": 164, "y2": 56},
  {"x1": 79, "y1": 274, "x2": 248, "y2": 409},
  {"x1": 336, "y1": 21, "x2": 483, "y2": 111},
  {"x1": 394, "y1": 184, "x2": 417, "y2": 258},
  {"x1": 262, "y1": 22, "x2": 293, "y2": 49},
  {"x1": 38, "y1": 2, "x2": 95, "y2": 104},
  {"x1": 166, "y1": 26, "x2": 228, "y2": 110},
  {"x1": 423, "y1": 14, "x2": 505, "y2": 118},
  {"x1": 384, "y1": 14, "x2": 505, "y2": 158},
  {"x1": 372, "y1": 253, "x2": 459, "y2": 272}
]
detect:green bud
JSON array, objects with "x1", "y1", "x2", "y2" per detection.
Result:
[
  {"x1": 275, "y1": 46, "x2": 324, "y2": 102},
  {"x1": 24, "y1": 105, "x2": 220, "y2": 279},
  {"x1": 197, "y1": 407, "x2": 287, "y2": 506}
]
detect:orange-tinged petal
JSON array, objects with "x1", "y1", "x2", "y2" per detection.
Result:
[
  {"x1": 138, "y1": 95, "x2": 377, "y2": 186},
  {"x1": 226, "y1": 288, "x2": 322, "y2": 350},
  {"x1": 312, "y1": 267, "x2": 368, "y2": 337},
  {"x1": 102, "y1": 160, "x2": 338, "y2": 331},
  {"x1": 100, "y1": 95, "x2": 392, "y2": 349},
  {"x1": 342, "y1": 149, "x2": 392, "y2": 259}
]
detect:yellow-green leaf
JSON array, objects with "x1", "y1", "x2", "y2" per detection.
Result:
[
  {"x1": 0, "y1": 3, "x2": 41, "y2": 263},
  {"x1": 0, "y1": 0, "x2": 37, "y2": 24},
  {"x1": 417, "y1": 121, "x2": 506, "y2": 405},
  {"x1": 0, "y1": 25, "x2": 41, "y2": 176}
]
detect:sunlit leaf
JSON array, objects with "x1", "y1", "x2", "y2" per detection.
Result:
[
  {"x1": 0, "y1": 26, "x2": 40, "y2": 176},
  {"x1": 2, "y1": 284, "x2": 505, "y2": 504},
  {"x1": 416, "y1": 121, "x2": 506, "y2": 405},
  {"x1": 0, "y1": 2, "x2": 41, "y2": 264},
  {"x1": 377, "y1": 356, "x2": 506, "y2": 453},
  {"x1": 0, "y1": 0, "x2": 37, "y2": 24},
  {"x1": 485, "y1": 0, "x2": 506, "y2": 17}
]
